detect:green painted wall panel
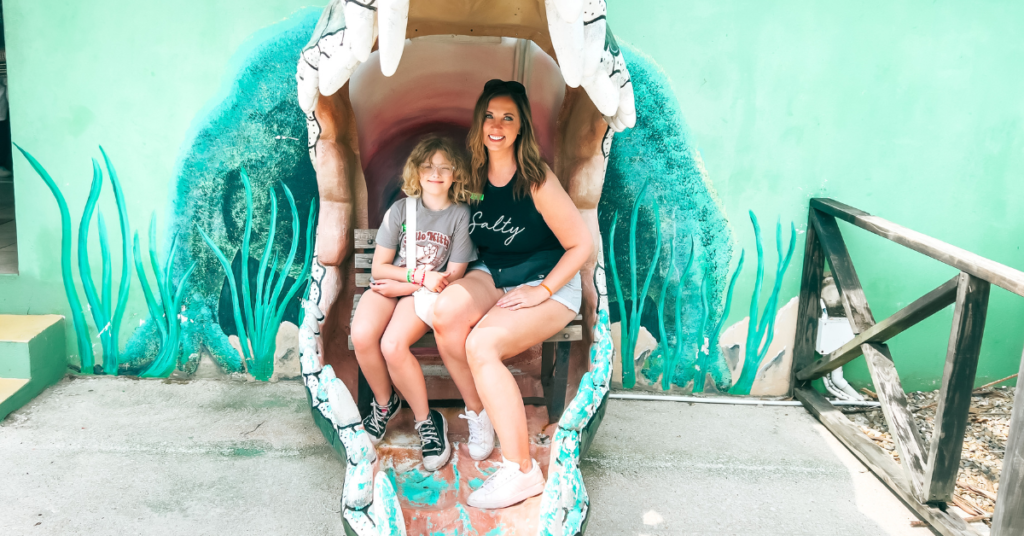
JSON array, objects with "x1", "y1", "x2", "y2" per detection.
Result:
[
  {"x1": 608, "y1": 0, "x2": 1024, "y2": 390},
  {"x1": 1, "y1": 0, "x2": 1021, "y2": 390}
]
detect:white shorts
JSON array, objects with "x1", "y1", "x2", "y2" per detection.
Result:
[{"x1": 412, "y1": 287, "x2": 439, "y2": 329}]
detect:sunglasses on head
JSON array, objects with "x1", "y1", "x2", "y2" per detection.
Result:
[{"x1": 484, "y1": 79, "x2": 526, "y2": 95}]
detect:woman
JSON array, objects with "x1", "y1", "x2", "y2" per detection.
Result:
[{"x1": 432, "y1": 79, "x2": 593, "y2": 510}]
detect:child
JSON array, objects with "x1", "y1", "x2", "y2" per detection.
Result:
[{"x1": 350, "y1": 136, "x2": 493, "y2": 471}]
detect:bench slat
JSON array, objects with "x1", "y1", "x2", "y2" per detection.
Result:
[
  {"x1": 354, "y1": 253, "x2": 373, "y2": 269},
  {"x1": 354, "y1": 229, "x2": 377, "y2": 249}
]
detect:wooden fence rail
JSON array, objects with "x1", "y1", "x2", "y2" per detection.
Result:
[{"x1": 792, "y1": 199, "x2": 1024, "y2": 536}]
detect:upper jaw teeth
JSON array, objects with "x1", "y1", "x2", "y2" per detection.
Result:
[
  {"x1": 488, "y1": 135, "x2": 504, "y2": 141},
  {"x1": 297, "y1": 0, "x2": 636, "y2": 132}
]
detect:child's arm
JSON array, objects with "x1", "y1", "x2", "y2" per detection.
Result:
[
  {"x1": 369, "y1": 246, "x2": 420, "y2": 297},
  {"x1": 421, "y1": 262, "x2": 468, "y2": 292}
]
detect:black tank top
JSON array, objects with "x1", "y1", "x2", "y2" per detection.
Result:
[{"x1": 469, "y1": 174, "x2": 565, "y2": 286}]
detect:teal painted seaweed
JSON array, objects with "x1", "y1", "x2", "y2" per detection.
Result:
[
  {"x1": 198, "y1": 168, "x2": 317, "y2": 381},
  {"x1": 134, "y1": 215, "x2": 198, "y2": 377},
  {"x1": 729, "y1": 212, "x2": 796, "y2": 395},
  {"x1": 654, "y1": 235, "x2": 695, "y2": 390},
  {"x1": 16, "y1": 145, "x2": 135, "y2": 375},
  {"x1": 15, "y1": 144, "x2": 95, "y2": 372},
  {"x1": 606, "y1": 181, "x2": 661, "y2": 388},
  {"x1": 76, "y1": 149, "x2": 132, "y2": 375}
]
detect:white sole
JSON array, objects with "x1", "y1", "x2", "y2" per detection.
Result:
[
  {"x1": 468, "y1": 442, "x2": 495, "y2": 461},
  {"x1": 468, "y1": 479, "x2": 545, "y2": 510},
  {"x1": 422, "y1": 416, "x2": 451, "y2": 472}
]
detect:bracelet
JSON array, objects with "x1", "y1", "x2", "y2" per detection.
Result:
[
  {"x1": 540, "y1": 283, "x2": 554, "y2": 297},
  {"x1": 406, "y1": 268, "x2": 413, "y2": 283}
]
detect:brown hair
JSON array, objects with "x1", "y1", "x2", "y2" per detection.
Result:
[
  {"x1": 466, "y1": 80, "x2": 547, "y2": 199},
  {"x1": 400, "y1": 135, "x2": 471, "y2": 204}
]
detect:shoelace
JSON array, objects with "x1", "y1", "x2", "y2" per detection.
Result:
[
  {"x1": 415, "y1": 419, "x2": 440, "y2": 445},
  {"x1": 459, "y1": 413, "x2": 486, "y2": 441},
  {"x1": 479, "y1": 462, "x2": 520, "y2": 493},
  {"x1": 367, "y1": 400, "x2": 390, "y2": 433}
]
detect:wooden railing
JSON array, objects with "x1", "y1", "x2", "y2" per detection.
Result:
[{"x1": 791, "y1": 198, "x2": 1024, "y2": 536}]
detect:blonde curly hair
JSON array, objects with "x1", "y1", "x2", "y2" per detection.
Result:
[{"x1": 401, "y1": 136, "x2": 470, "y2": 204}]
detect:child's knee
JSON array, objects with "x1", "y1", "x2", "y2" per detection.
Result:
[
  {"x1": 380, "y1": 335, "x2": 412, "y2": 364},
  {"x1": 350, "y1": 324, "x2": 379, "y2": 353}
]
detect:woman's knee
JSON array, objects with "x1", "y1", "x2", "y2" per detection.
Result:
[{"x1": 465, "y1": 330, "x2": 500, "y2": 372}]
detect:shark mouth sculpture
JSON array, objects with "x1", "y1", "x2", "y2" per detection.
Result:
[{"x1": 293, "y1": 1, "x2": 632, "y2": 534}]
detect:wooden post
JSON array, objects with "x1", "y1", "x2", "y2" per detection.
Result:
[
  {"x1": 548, "y1": 341, "x2": 572, "y2": 423},
  {"x1": 991, "y1": 346, "x2": 1024, "y2": 534},
  {"x1": 790, "y1": 209, "x2": 825, "y2": 394},
  {"x1": 811, "y1": 210, "x2": 929, "y2": 498},
  {"x1": 541, "y1": 342, "x2": 555, "y2": 410},
  {"x1": 924, "y1": 273, "x2": 990, "y2": 502}
]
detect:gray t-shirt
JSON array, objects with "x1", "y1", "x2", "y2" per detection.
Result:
[{"x1": 377, "y1": 197, "x2": 477, "y2": 271}]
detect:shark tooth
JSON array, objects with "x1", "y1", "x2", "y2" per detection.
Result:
[{"x1": 377, "y1": 0, "x2": 409, "y2": 77}]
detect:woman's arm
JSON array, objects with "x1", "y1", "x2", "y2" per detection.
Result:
[{"x1": 497, "y1": 168, "x2": 593, "y2": 310}]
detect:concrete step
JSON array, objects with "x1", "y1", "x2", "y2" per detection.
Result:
[{"x1": 0, "y1": 314, "x2": 66, "y2": 420}]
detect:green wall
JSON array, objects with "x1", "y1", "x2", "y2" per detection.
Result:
[
  {"x1": 608, "y1": 0, "x2": 1024, "y2": 390},
  {"x1": 1, "y1": 0, "x2": 1021, "y2": 390},
  {"x1": 0, "y1": 0, "x2": 312, "y2": 361}
]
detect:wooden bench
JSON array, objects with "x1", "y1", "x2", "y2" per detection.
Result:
[{"x1": 349, "y1": 229, "x2": 583, "y2": 423}]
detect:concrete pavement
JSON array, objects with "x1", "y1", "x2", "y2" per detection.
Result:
[{"x1": 0, "y1": 377, "x2": 928, "y2": 535}]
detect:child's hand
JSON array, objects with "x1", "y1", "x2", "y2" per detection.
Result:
[
  {"x1": 497, "y1": 283, "x2": 551, "y2": 310},
  {"x1": 423, "y1": 270, "x2": 452, "y2": 293},
  {"x1": 370, "y1": 279, "x2": 411, "y2": 298}
]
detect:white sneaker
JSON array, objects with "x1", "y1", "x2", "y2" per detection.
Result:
[
  {"x1": 460, "y1": 408, "x2": 495, "y2": 461},
  {"x1": 467, "y1": 457, "x2": 545, "y2": 509}
]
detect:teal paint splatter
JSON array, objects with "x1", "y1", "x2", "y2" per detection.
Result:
[
  {"x1": 600, "y1": 42, "x2": 734, "y2": 391},
  {"x1": 484, "y1": 527, "x2": 506, "y2": 536},
  {"x1": 391, "y1": 467, "x2": 452, "y2": 508},
  {"x1": 468, "y1": 478, "x2": 484, "y2": 490}
]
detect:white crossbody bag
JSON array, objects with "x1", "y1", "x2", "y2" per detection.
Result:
[{"x1": 406, "y1": 197, "x2": 440, "y2": 328}]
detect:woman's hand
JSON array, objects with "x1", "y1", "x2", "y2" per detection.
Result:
[
  {"x1": 422, "y1": 270, "x2": 453, "y2": 293},
  {"x1": 370, "y1": 279, "x2": 416, "y2": 298},
  {"x1": 497, "y1": 284, "x2": 551, "y2": 311}
]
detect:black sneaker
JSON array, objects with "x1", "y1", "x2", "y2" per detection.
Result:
[
  {"x1": 415, "y1": 409, "x2": 451, "y2": 472},
  {"x1": 362, "y1": 390, "x2": 400, "y2": 446}
]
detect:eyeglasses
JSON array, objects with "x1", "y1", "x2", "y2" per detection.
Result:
[
  {"x1": 419, "y1": 163, "x2": 454, "y2": 177},
  {"x1": 484, "y1": 79, "x2": 526, "y2": 95}
]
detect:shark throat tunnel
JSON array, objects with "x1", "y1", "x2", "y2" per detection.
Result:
[{"x1": 348, "y1": 36, "x2": 565, "y2": 226}]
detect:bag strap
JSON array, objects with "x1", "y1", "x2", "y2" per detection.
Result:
[{"x1": 405, "y1": 196, "x2": 417, "y2": 271}]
